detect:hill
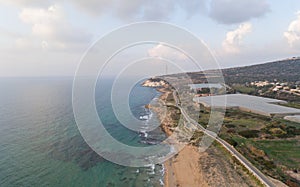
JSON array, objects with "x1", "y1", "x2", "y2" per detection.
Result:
[{"x1": 222, "y1": 57, "x2": 300, "y2": 84}]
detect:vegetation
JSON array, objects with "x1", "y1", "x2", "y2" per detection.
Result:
[
  {"x1": 159, "y1": 57, "x2": 300, "y2": 93},
  {"x1": 279, "y1": 102, "x2": 300, "y2": 109},
  {"x1": 154, "y1": 57, "x2": 300, "y2": 185},
  {"x1": 264, "y1": 91, "x2": 300, "y2": 102},
  {"x1": 199, "y1": 108, "x2": 300, "y2": 185},
  {"x1": 222, "y1": 58, "x2": 300, "y2": 84},
  {"x1": 238, "y1": 130, "x2": 260, "y2": 138},
  {"x1": 231, "y1": 84, "x2": 257, "y2": 94},
  {"x1": 254, "y1": 140, "x2": 300, "y2": 169},
  {"x1": 198, "y1": 106, "x2": 210, "y2": 128},
  {"x1": 190, "y1": 130, "x2": 204, "y2": 146},
  {"x1": 227, "y1": 135, "x2": 300, "y2": 184}
]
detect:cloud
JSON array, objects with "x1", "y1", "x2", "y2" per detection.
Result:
[
  {"x1": 70, "y1": 0, "x2": 206, "y2": 21},
  {"x1": 148, "y1": 43, "x2": 188, "y2": 60},
  {"x1": 18, "y1": 4, "x2": 91, "y2": 50},
  {"x1": 222, "y1": 23, "x2": 252, "y2": 54},
  {"x1": 216, "y1": 40, "x2": 296, "y2": 68},
  {"x1": 209, "y1": 0, "x2": 270, "y2": 24},
  {"x1": 284, "y1": 11, "x2": 300, "y2": 49},
  {"x1": 2, "y1": 0, "x2": 207, "y2": 22},
  {"x1": 2, "y1": 0, "x2": 271, "y2": 24},
  {"x1": 0, "y1": 0, "x2": 52, "y2": 8}
]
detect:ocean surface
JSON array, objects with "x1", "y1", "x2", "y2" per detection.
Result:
[{"x1": 0, "y1": 78, "x2": 166, "y2": 187}]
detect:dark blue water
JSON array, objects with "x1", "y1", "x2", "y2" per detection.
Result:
[{"x1": 0, "y1": 78, "x2": 166, "y2": 187}]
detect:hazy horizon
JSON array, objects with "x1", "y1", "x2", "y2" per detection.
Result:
[{"x1": 1, "y1": 1, "x2": 300, "y2": 77}]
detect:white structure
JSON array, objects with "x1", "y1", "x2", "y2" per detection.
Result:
[
  {"x1": 142, "y1": 80, "x2": 166, "y2": 87},
  {"x1": 188, "y1": 83, "x2": 223, "y2": 90},
  {"x1": 284, "y1": 115, "x2": 300, "y2": 123},
  {"x1": 193, "y1": 94, "x2": 300, "y2": 117},
  {"x1": 250, "y1": 81, "x2": 271, "y2": 87}
]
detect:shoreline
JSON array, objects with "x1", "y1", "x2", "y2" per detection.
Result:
[
  {"x1": 149, "y1": 86, "x2": 208, "y2": 186},
  {"x1": 146, "y1": 84, "x2": 271, "y2": 187},
  {"x1": 144, "y1": 86, "x2": 177, "y2": 186}
]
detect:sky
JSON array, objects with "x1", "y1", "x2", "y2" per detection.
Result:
[{"x1": 0, "y1": 0, "x2": 300, "y2": 77}]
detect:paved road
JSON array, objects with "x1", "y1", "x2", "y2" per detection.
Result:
[
  {"x1": 216, "y1": 138, "x2": 276, "y2": 187},
  {"x1": 172, "y1": 91, "x2": 275, "y2": 187}
]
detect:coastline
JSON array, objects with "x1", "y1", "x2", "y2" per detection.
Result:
[
  {"x1": 145, "y1": 82, "x2": 268, "y2": 187},
  {"x1": 163, "y1": 145, "x2": 209, "y2": 187},
  {"x1": 148, "y1": 86, "x2": 208, "y2": 186}
]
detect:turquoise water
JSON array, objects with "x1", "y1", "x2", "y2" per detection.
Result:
[{"x1": 0, "y1": 78, "x2": 166, "y2": 187}]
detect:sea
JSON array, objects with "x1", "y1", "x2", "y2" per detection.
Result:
[{"x1": 0, "y1": 77, "x2": 167, "y2": 187}]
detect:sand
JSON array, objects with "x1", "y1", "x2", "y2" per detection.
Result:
[
  {"x1": 164, "y1": 145, "x2": 209, "y2": 187},
  {"x1": 144, "y1": 83, "x2": 288, "y2": 187}
]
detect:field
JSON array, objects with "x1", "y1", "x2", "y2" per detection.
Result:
[
  {"x1": 280, "y1": 102, "x2": 300, "y2": 109},
  {"x1": 231, "y1": 84, "x2": 257, "y2": 94},
  {"x1": 254, "y1": 140, "x2": 300, "y2": 168},
  {"x1": 198, "y1": 107, "x2": 300, "y2": 185}
]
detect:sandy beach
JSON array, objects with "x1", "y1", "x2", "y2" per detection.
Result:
[
  {"x1": 151, "y1": 88, "x2": 208, "y2": 186},
  {"x1": 150, "y1": 86, "x2": 265, "y2": 187},
  {"x1": 164, "y1": 145, "x2": 209, "y2": 187}
]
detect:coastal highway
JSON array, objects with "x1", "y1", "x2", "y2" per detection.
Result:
[{"x1": 172, "y1": 91, "x2": 275, "y2": 187}]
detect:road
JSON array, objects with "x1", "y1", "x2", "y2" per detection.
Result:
[{"x1": 172, "y1": 91, "x2": 275, "y2": 187}]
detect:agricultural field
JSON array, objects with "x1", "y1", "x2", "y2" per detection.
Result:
[
  {"x1": 198, "y1": 107, "x2": 300, "y2": 185},
  {"x1": 280, "y1": 102, "x2": 300, "y2": 109}
]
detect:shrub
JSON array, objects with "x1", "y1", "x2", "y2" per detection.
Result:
[{"x1": 238, "y1": 130, "x2": 260, "y2": 138}]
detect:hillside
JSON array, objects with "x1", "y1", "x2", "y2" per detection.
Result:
[
  {"x1": 222, "y1": 57, "x2": 300, "y2": 84},
  {"x1": 156, "y1": 57, "x2": 300, "y2": 102},
  {"x1": 160, "y1": 57, "x2": 300, "y2": 85}
]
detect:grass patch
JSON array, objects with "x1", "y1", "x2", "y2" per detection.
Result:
[
  {"x1": 208, "y1": 108, "x2": 300, "y2": 184},
  {"x1": 238, "y1": 130, "x2": 260, "y2": 138},
  {"x1": 253, "y1": 140, "x2": 300, "y2": 169},
  {"x1": 198, "y1": 107, "x2": 210, "y2": 128},
  {"x1": 279, "y1": 102, "x2": 300, "y2": 109},
  {"x1": 232, "y1": 84, "x2": 257, "y2": 94}
]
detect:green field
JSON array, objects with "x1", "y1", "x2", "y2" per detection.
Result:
[
  {"x1": 199, "y1": 108, "x2": 300, "y2": 184},
  {"x1": 231, "y1": 84, "x2": 257, "y2": 94},
  {"x1": 254, "y1": 140, "x2": 300, "y2": 168},
  {"x1": 279, "y1": 102, "x2": 300, "y2": 109}
]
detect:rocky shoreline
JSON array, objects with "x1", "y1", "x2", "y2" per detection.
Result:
[
  {"x1": 143, "y1": 79, "x2": 270, "y2": 187},
  {"x1": 147, "y1": 84, "x2": 207, "y2": 186}
]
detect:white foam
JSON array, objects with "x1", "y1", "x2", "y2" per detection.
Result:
[
  {"x1": 144, "y1": 132, "x2": 148, "y2": 138},
  {"x1": 149, "y1": 164, "x2": 155, "y2": 175},
  {"x1": 170, "y1": 145, "x2": 175, "y2": 153},
  {"x1": 151, "y1": 164, "x2": 155, "y2": 170},
  {"x1": 139, "y1": 130, "x2": 148, "y2": 138},
  {"x1": 139, "y1": 115, "x2": 149, "y2": 120},
  {"x1": 159, "y1": 179, "x2": 164, "y2": 186}
]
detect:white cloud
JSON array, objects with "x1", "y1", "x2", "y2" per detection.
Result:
[
  {"x1": 284, "y1": 11, "x2": 300, "y2": 49},
  {"x1": 70, "y1": 0, "x2": 206, "y2": 21},
  {"x1": 18, "y1": 4, "x2": 91, "y2": 50},
  {"x1": 2, "y1": 0, "x2": 208, "y2": 21},
  {"x1": 222, "y1": 23, "x2": 252, "y2": 54},
  {"x1": 20, "y1": 5, "x2": 62, "y2": 37},
  {"x1": 15, "y1": 37, "x2": 33, "y2": 48},
  {"x1": 209, "y1": 0, "x2": 270, "y2": 24},
  {"x1": 4, "y1": 0, "x2": 271, "y2": 24},
  {"x1": 0, "y1": 0, "x2": 52, "y2": 7},
  {"x1": 148, "y1": 43, "x2": 188, "y2": 60}
]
